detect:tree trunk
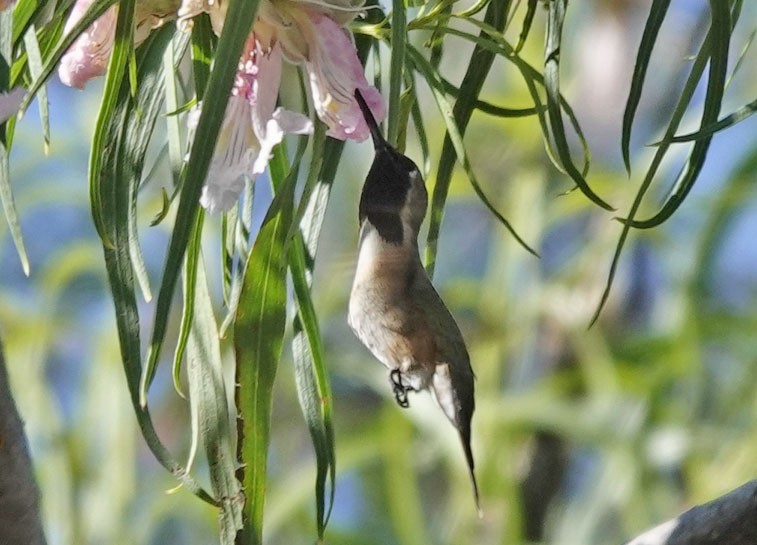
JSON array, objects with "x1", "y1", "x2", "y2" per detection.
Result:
[{"x1": 0, "y1": 339, "x2": 47, "y2": 545}]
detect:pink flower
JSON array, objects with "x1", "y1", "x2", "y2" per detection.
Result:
[
  {"x1": 0, "y1": 0, "x2": 15, "y2": 11},
  {"x1": 58, "y1": 0, "x2": 177, "y2": 88},
  {"x1": 300, "y1": 11, "x2": 384, "y2": 141},
  {"x1": 257, "y1": 1, "x2": 385, "y2": 141},
  {"x1": 192, "y1": 36, "x2": 312, "y2": 213},
  {"x1": 58, "y1": 0, "x2": 117, "y2": 88}
]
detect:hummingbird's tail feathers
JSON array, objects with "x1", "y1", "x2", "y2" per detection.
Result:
[
  {"x1": 459, "y1": 425, "x2": 483, "y2": 518},
  {"x1": 355, "y1": 88, "x2": 387, "y2": 151},
  {"x1": 430, "y1": 364, "x2": 481, "y2": 516}
]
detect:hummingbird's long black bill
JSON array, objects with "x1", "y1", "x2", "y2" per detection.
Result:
[{"x1": 354, "y1": 88, "x2": 388, "y2": 151}]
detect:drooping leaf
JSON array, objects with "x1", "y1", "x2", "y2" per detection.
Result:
[
  {"x1": 408, "y1": 46, "x2": 538, "y2": 265},
  {"x1": 289, "y1": 123, "x2": 338, "y2": 540},
  {"x1": 186, "y1": 256, "x2": 243, "y2": 544},
  {"x1": 424, "y1": 0, "x2": 511, "y2": 278},
  {"x1": 234, "y1": 143, "x2": 299, "y2": 544},
  {"x1": 99, "y1": 26, "x2": 215, "y2": 504},
  {"x1": 621, "y1": 0, "x2": 671, "y2": 173},
  {"x1": 544, "y1": 0, "x2": 612, "y2": 211},
  {"x1": 22, "y1": 25, "x2": 50, "y2": 151},
  {"x1": 515, "y1": 0, "x2": 539, "y2": 53},
  {"x1": 593, "y1": 1, "x2": 736, "y2": 323},
  {"x1": 172, "y1": 211, "x2": 204, "y2": 400},
  {"x1": 0, "y1": 8, "x2": 30, "y2": 275},
  {"x1": 142, "y1": 0, "x2": 261, "y2": 397},
  {"x1": 89, "y1": 0, "x2": 136, "y2": 249},
  {"x1": 388, "y1": 0, "x2": 407, "y2": 146}
]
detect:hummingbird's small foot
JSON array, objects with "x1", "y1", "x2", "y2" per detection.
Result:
[{"x1": 390, "y1": 369, "x2": 411, "y2": 408}]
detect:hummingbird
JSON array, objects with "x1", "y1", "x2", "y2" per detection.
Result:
[{"x1": 348, "y1": 89, "x2": 481, "y2": 515}]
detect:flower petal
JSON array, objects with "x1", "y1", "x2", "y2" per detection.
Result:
[
  {"x1": 58, "y1": 0, "x2": 117, "y2": 89},
  {"x1": 302, "y1": 11, "x2": 385, "y2": 141},
  {"x1": 198, "y1": 96, "x2": 258, "y2": 214},
  {"x1": 0, "y1": 87, "x2": 25, "y2": 123},
  {"x1": 252, "y1": 108, "x2": 313, "y2": 175}
]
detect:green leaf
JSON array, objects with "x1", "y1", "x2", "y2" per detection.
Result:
[
  {"x1": 289, "y1": 125, "x2": 340, "y2": 540},
  {"x1": 99, "y1": 26, "x2": 215, "y2": 504},
  {"x1": 290, "y1": 235, "x2": 335, "y2": 540},
  {"x1": 544, "y1": 0, "x2": 612, "y2": 211},
  {"x1": 0, "y1": 9, "x2": 29, "y2": 275},
  {"x1": 142, "y1": 0, "x2": 261, "y2": 398},
  {"x1": 515, "y1": 0, "x2": 538, "y2": 53},
  {"x1": 663, "y1": 96, "x2": 757, "y2": 143},
  {"x1": 408, "y1": 46, "x2": 538, "y2": 267},
  {"x1": 593, "y1": 2, "x2": 736, "y2": 324},
  {"x1": 425, "y1": 0, "x2": 509, "y2": 278},
  {"x1": 388, "y1": 0, "x2": 406, "y2": 146},
  {"x1": 22, "y1": 25, "x2": 50, "y2": 151},
  {"x1": 621, "y1": 0, "x2": 671, "y2": 173},
  {"x1": 89, "y1": 0, "x2": 136, "y2": 248},
  {"x1": 414, "y1": 18, "x2": 591, "y2": 204},
  {"x1": 186, "y1": 256, "x2": 243, "y2": 544},
  {"x1": 624, "y1": 0, "x2": 731, "y2": 229},
  {"x1": 172, "y1": 211, "x2": 205, "y2": 400},
  {"x1": 234, "y1": 145, "x2": 297, "y2": 545},
  {"x1": 12, "y1": 0, "x2": 62, "y2": 47}
]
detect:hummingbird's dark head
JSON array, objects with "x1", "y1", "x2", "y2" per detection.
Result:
[{"x1": 354, "y1": 90, "x2": 428, "y2": 244}]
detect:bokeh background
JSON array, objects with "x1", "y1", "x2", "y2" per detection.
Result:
[{"x1": 1, "y1": 1, "x2": 757, "y2": 544}]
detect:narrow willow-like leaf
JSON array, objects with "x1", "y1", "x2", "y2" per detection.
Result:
[
  {"x1": 163, "y1": 40, "x2": 184, "y2": 183},
  {"x1": 0, "y1": 9, "x2": 30, "y2": 275},
  {"x1": 290, "y1": 235, "x2": 335, "y2": 539},
  {"x1": 515, "y1": 0, "x2": 538, "y2": 53},
  {"x1": 187, "y1": 258, "x2": 243, "y2": 544},
  {"x1": 665, "y1": 97, "x2": 757, "y2": 143},
  {"x1": 544, "y1": 0, "x2": 612, "y2": 211},
  {"x1": 417, "y1": 20, "x2": 590, "y2": 193},
  {"x1": 172, "y1": 212, "x2": 205, "y2": 400},
  {"x1": 22, "y1": 26, "x2": 50, "y2": 151},
  {"x1": 289, "y1": 124, "x2": 339, "y2": 540},
  {"x1": 388, "y1": 0, "x2": 406, "y2": 146},
  {"x1": 625, "y1": 0, "x2": 730, "y2": 229},
  {"x1": 89, "y1": 0, "x2": 136, "y2": 249},
  {"x1": 234, "y1": 145, "x2": 298, "y2": 545},
  {"x1": 457, "y1": 0, "x2": 491, "y2": 18},
  {"x1": 425, "y1": 0, "x2": 509, "y2": 277},
  {"x1": 593, "y1": 4, "x2": 735, "y2": 324},
  {"x1": 409, "y1": 45, "x2": 538, "y2": 261},
  {"x1": 190, "y1": 12, "x2": 214, "y2": 97},
  {"x1": 440, "y1": 76, "x2": 540, "y2": 117},
  {"x1": 99, "y1": 26, "x2": 215, "y2": 504},
  {"x1": 220, "y1": 183, "x2": 253, "y2": 338},
  {"x1": 12, "y1": 0, "x2": 64, "y2": 47},
  {"x1": 143, "y1": 0, "x2": 261, "y2": 398},
  {"x1": 621, "y1": 0, "x2": 671, "y2": 173},
  {"x1": 406, "y1": 74, "x2": 430, "y2": 175}
]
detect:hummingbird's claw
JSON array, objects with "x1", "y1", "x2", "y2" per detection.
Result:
[{"x1": 390, "y1": 369, "x2": 411, "y2": 408}]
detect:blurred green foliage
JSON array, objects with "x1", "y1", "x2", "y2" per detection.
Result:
[{"x1": 1, "y1": 1, "x2": 757, "y2": 544}]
